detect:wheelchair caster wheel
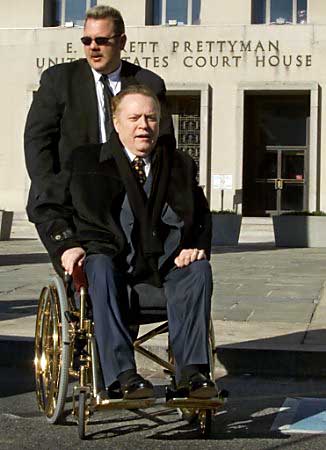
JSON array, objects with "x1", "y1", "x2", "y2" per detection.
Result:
[
  {"x1": 198, "y1": 409, "x2": 212, "y2": 437},
  {"x1": 177, "y1": 407, "x2": 197, "y2": 424},
  {"x1": 78, "y1": 391, "x2": 88, "y2": 440}
]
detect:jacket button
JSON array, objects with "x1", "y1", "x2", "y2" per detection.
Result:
[
  {"x1": 152, "y1": 231, "x2": 157, "y2": 237},
  {"x1": 54, "y1": 234, "x2": 62, "y2": 241}
]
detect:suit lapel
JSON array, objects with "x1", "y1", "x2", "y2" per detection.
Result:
[
  {"x1": 77, "y1": 60, "x2": 99, "y2": 143},
  {"x1": 120, "y1": 60, "x2": 140, "y2": 90},
  {"x1": 148, "y1": 145, "x2": 172, "y2": 228}
]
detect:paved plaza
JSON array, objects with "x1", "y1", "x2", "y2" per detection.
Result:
[{"x1": 1, "y1": 238, "x2": 326, "y2": 375}]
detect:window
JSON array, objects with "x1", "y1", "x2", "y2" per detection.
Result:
[
  {"x1": 149, "y1": 0, "x2": 201, "y2": 25},
  {"x1": 252, "y1": 0, "x2": 307, "y2": 24},
  {"x1": 43, "y1": 0, "x2": 96, "y2": 27},
  {"x1": 168, "y1": 94, "x2": 201, "y2": 171}
]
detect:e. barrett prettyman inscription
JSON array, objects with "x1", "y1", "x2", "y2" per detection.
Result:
[{"x1": 35, "y1": 39, "x2": 312, "y2": 70}]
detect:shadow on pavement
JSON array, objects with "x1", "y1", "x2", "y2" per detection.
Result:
[
  {"x1": 149, "y1": 374, "x2": 326, "y2": 443},
  {"x1": 0, "y1": 299, "x2": 38, "y2": 321},
  {"x1": 0, "y1": 366, "x2": 35, "y2": 397},
  {"x1": 0, "y1": 253, "x2": 50, "y2": 266},
  {"x1": 0, "y1": 336, "x2": 34, "y2": 370},
  {"x1": 212, "y1": 243, "x2": 281, "y2": 254},
  {"x1": 216, "y1": 328, "x2": 326, "y2": 377}
]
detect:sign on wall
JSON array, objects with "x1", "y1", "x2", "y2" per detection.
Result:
[
  {"x1": 35, "y1": 39, "x2": 312, "y2": 71},
  {"x1": 213, "y1": 175, "x2": 233, "y2": 190}
]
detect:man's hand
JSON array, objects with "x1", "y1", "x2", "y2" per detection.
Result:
[
  {"x1": 174, "y1": 248, "x2": 207, "y2": 268},
  {"x1": 61, "y1": 247, "x2": 86, "y2": 275}
]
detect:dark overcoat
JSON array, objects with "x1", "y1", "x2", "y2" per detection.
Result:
[{"x1": 35, "y1": 136, "x2": 212, "y2": 281}]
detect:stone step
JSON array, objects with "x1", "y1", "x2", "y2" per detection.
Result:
[
  {"x1": 241, "y1": 217, "x2": 273, "y2": 224},
  {"x1": 241, "y1": 218, "x2": 274, "y2": 232},
  {"x1": 240, "y1": 217, "x2": 275, "y2": 243},
  {"x1": 240, "y1": 225, "x2": 274, "y2": 233},
  {"x1": 10, "y1": 220, "x2": 38, "y2": 239}
]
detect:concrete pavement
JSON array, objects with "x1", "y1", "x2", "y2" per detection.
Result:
[{"x1": 1, "y1": 235, "x2": 326, "y2": 376}]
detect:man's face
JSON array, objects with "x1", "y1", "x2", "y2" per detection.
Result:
[
  {"x1": 113, "y1": 94, "x2": 160, "y2": 157},
  {"x1": 83, "y1": 18, "x2": 126, "y2": 74}
]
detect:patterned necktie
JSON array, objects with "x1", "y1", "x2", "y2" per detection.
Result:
[
  {"x1": 132, "y1": 156, "x2": 146, "y2": 185},
  {"x1": 100, "y1": 74, "x2": 114, "y2": 141}
]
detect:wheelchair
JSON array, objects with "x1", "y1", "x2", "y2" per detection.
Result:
[{"x1": 34, "y1": 265, "x2": 227, "y2": 440}]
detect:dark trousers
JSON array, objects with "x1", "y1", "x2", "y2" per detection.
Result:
[{"x1": 85, "y1": 254, "x2": 212, "y2": 387}]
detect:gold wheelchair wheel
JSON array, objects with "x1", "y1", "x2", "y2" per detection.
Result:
[
  {"x1": 199, "y1": 409, "x2": 212, "y2": 437},
  {"x1": 34, "y1": 276, "x2": 71, "y2": 424},
  {"x1": 208, "y1": 319, "x2": 216, "y2": 380}
]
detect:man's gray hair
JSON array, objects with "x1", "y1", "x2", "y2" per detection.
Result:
[{"x1": 85, "y1": 5, "x2": 125, "y2": 35}]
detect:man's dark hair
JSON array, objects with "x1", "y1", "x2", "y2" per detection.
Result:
[{"x1": 85, "y1": 5, "x2": 125, "y2": 35}]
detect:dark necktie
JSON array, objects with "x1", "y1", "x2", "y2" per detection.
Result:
[
  {"x1": 132, "y1": 156, "x2": 146, "y2": 185},
  {"x1": 100, "y1": 75, "x2": 114, "y2": 141}
]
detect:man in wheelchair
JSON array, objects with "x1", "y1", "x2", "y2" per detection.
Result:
[{"x1": 32, "y1": 84, "x2": 217, "y2": 402}]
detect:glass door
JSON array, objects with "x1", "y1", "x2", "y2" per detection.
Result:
[
  {"x1": 280, "y1": 148, "x2": 305, "y2": 211},
  {"x1": 255, "y1": 146, "x2": 306, "y2": 214}
]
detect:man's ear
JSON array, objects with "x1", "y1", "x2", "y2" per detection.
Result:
[
  {"x1": 113, "y1": 116, "x2": 119, "y2": 133},
  {"x1": 120, "y1": 33, "x2": 127, "y2": 51}
]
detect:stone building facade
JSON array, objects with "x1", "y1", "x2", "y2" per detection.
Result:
[{"x1": 1, "y1": 0, "x2": 325, "y2": 217}]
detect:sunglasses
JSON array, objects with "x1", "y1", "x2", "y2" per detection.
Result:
[{"x1": 81, "y1": 34, "x2": 121, "y2": 46}]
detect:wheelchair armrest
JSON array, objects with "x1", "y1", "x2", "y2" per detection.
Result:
[{"x1": 71, "y1": 265, "x2": 88, "y2": 293}]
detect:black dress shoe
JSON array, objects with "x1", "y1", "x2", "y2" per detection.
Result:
[
  {"x1": 97, "y1": 389, "x2": 109, "y2": 403},
  {"x1": 97, "y1": 386, "x2": 123, "y2": 402},
  {"x1": 121, "y1": 374, "x2": 155, "y2": 400},
  {"x1": 188, "y1": 372, "x2": 218, "y2": 399}
]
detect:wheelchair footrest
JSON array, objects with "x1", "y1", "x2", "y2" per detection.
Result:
[
  {"x1": 165, "y1": 397, "x2": 224, "y2": 409},
  {"x1": 165, "y1": 386, "x2": 226, "y2": 409},
  {"x1": 95, "y1": 397, "x2": 156, "y2": 410}
]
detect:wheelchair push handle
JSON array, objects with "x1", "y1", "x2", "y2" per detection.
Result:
[{"x1": 70, "y1": 265, "x2": 88, "y2": 292}]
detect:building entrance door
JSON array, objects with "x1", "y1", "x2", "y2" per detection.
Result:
[
  {"x1": 255, "y1": 146, "x2": 306, "y2": 214},
  {"x1": 243, "y1": 93, "x2": 310, "y2": 216}
]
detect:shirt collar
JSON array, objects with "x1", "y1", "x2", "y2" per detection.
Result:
[
  {"x1": 91, "y1": 63, "x2": 122, "y2": 83},
  {"x1": 107, "y1": 63, "x2": 122, "y2": 81},
  {"x1": 123, "y1": 147, "x2": 151, "y2": 166}
]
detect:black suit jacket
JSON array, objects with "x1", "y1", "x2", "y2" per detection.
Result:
[
  {"x1": 24, "y1": 58, "x2": 174, "y2": 223},
  {"x1": 34, "y1": 137, "x2": 212, "y2": 281}
]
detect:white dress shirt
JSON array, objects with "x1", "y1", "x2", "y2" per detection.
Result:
[
  {"x1": 91, "y1": 64, "x2": 122, "y2": 143},
  {"x1": 123, "y1": 147, "x2": 151, "y2": 177}
]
